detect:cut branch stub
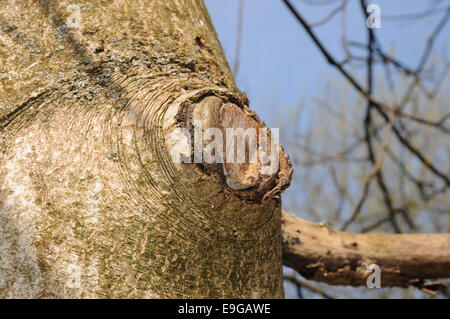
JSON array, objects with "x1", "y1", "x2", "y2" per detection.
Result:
[{"x1": 174, "y1": 93, "x2": 293, "y2": 203}]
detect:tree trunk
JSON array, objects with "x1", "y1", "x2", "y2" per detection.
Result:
[
  {"x1": 0, "y1": 0, "x2": 292, "y2": 298},
  {"x1": 2, "y1": 0, "x2": 450, "y2": 299}
]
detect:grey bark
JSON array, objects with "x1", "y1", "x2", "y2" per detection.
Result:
[{"x1": 0, "y1": 0, "x2": 291, "y2": 298}]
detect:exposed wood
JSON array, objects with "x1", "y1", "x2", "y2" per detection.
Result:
[{"x1": 0, "y1": 0, "x2": 289, "y2": 298}]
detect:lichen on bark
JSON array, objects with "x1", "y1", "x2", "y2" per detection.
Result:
[{"x1": 0, "y1": 0, "x2": 291, "y2": 298}]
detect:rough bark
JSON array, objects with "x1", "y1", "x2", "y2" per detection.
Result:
[
  {"x1": 282, "y1": 211, "x2": 450, "y2": 290},
  {"x1": 0, "y1": 0, "x2": 292, "y2": 298},
  {"x1": 1, "y1": 0, "x2": 449, "y2": 299}
]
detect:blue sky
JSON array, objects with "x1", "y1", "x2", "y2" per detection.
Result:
[
  {"x1": 205, "y1": 1, "x2": 449, "y2": 298},
  {"x1": 205, "y1": 0, "x2": 450, "y2": 126},
  {"x1": 205, "y1": 0, "x2": 449, "y2": 224}
]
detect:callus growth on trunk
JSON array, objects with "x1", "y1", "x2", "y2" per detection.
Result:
[
  {"x1": 0, "y1": 0, "x2": 291, "y2": 298},
  {"x1": 1, "y1": 0, "x2": 449, "y2": 299}
]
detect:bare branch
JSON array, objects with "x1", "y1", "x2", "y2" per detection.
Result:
[
  {"x1": 310, "y1": 0, "x2": 347, "y2": 28},
  {"x1": 283, "y1": 0, "x2": 450, "y2": 185},
  {"x1": 282, "y1": 211, "x2": 450, "y2": 291}
]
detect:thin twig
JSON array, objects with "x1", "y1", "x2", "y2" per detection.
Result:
[
  {"x1": 284, "y1": 272, "x2": 333, "y2": 299},
  {"x1": 232, "y1": 0, "x2": 244, "y2": 77}
]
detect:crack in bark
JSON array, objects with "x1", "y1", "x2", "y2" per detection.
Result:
[{"x1": 282, "y1": 211, "x2": 450, "y2": 291}]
